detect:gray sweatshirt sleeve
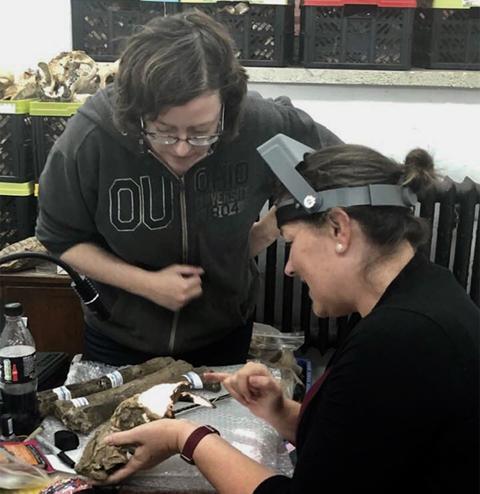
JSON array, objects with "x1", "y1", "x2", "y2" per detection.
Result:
[
  {"x1": 36, "y1": 137, "x2": 99, "y2": 256},
  {"x1": 272, "y1": 95, "x2": 343, "y2": 148}
]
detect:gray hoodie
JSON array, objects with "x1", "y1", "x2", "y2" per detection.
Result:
[{"x1": 36, "y1": 87, "x2": 341, "y2": 356}]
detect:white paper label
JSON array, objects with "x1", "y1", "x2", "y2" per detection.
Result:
[
  {"x1": 52, "y1": 386, "x2": 72, "y2": 401},
  {"x1": 71, "y1": 397, "x2": 89, "y2": 408},
  {"x1": 106, "y1": 370, "x2": 124, "y2": 388},
  {"x1": 183, "y1": 371, "x2": 203, "y2": 389}
]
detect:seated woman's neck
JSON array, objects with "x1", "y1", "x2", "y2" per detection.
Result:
[{"x1": 357, "y1": 242, "x2": 415, "y2": 317}]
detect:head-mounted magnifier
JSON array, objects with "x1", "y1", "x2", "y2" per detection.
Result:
[{"x1": 257, "y1": 134, "x2": 418, "y2": 228}]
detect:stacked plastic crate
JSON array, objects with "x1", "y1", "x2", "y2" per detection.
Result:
[
  {"x1": 300, "y1": 0, "x2": 416, "y2": 69},
  {"x1": 0, "y1": 100, "x2": 36, "y2": 250},
  {"x1": 30, "y1": 102, "x2": 82, "y2": 195},
  {"x1": 177, "y1": 0, "x2": 295, "y2": 66},
  {"x1": 413, "y1": 0, "x2": 480, "y2": 69},
  {"x1": 71, "y1": 0, "x2": 179, "y2": 62},
  {"x1": 71, "y1": 0, "x2": 295, "y2": 66}
]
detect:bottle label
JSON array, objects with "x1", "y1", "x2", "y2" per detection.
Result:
[{"x1": 0, "y1": 351, "x2": 36, "y2": 384}]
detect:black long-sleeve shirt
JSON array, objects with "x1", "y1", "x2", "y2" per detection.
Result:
[{"x1": 256, "y1": 254, "x2": 479, "y2": 494}]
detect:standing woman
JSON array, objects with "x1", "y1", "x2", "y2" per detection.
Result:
[
  {"x1": 102, "y1": 138, "x2": 479, "y2": 493},
  {"x1": 36, "y1": 11, "x2": 341, "y2": 367}
]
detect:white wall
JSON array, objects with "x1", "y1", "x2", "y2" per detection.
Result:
[
  {"x1": 250, "y1": 82, "x2": 480, "y2": 182},
  {"x1": 1, "y1": 0, "x2": 72, "y2": 76},
  {"x1": 1, "y1": 0, "x2": 479, "y2": 182}
]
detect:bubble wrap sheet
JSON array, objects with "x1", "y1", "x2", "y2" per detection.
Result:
[{"x1": 39, "y1": 358, "x2": 294, "y2": 493}]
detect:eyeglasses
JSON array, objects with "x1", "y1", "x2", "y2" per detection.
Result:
[{"x1": 141, "y1": 105, "x2": 224, "y2": 147}]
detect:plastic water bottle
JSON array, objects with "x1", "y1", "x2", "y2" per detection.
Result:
[{"x1": 0, "y1": 302, "x2": 40, "y2": 436}]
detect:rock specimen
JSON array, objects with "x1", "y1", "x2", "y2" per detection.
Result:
[{"x1": 75, "y1": 381, "x2": 214, "y2": 480}]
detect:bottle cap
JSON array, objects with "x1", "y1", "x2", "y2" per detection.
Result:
[
  {"x1": 4, "y1": 302, "x2": 23, "y2": 317},
  {"x1": 54, "y1": 430, "x2": 80, "y2": 451}
]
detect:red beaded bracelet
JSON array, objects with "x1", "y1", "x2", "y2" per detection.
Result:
[{"x1": 180, "y1": 425, "x2": 220, "y2": 465}]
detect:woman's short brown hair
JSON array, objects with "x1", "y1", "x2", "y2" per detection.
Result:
[{"x1": 113, "y1": 10, "x2": 248, "y2": 141}]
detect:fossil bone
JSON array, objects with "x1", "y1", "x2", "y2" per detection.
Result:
[
  {"x1": 38, "y1": 356, "x2": 177, "y2": 417},
  {"x1": 75, "y1": 381, "x2": 214, "y2": 480},
  {"x1": 0, "y1": 71, "x2": 14, "y2": 99},
  {"x1": 37, "y1": 51, "x2": 98, "y2": 101},
  {"x1": 94, "y1": 60, "x2": 119, "y2": 90},
  {"x1": 2, "y1": 70, "x2": 39, "y2": 100},
  {"x1": 0, "y1": 237, "x2": 47, "y2": 272},
  {"x1": 1, "y1": 52, "x2": 117, "y2": 102},
  {"x1": 52, "y1": 360, "x2": 194, "y2": 434},
  {"x1": 222, "y1": 2, "x2": 250, "y2": 15}
]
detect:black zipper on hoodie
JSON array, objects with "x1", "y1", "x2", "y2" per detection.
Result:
[
  {"x1": 169, "y1": 176, "x2": 188, "y2": 353},
  {"x1": 147, "y1": 149, "x2": 188, "y2": 354}
]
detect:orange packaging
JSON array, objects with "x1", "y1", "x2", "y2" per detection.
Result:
[{"x1": 0, "y1": 439, "x2": 55, "y2": 472}]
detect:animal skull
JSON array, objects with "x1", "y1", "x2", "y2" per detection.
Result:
[
  {"x1": 1, "y1": 51, "x2": 117, "y2": 102},
  {"x1": 37, "y1": 50, "x2": 98, "y2": 101},
  {"x1": 94, "y1": 60, "x2": 119, "y2": 90}
]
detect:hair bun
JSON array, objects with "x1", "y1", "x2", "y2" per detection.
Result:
[
  {"x1": 404, "y1": 148, "x2": 434, "y2": 171},
  {"x1": 403, "y1": 148, "x2": 437, "y2": 192}
]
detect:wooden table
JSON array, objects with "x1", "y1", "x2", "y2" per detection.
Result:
[{"x1": 0, "y1": 268, "x2": 84, "y2": 355}]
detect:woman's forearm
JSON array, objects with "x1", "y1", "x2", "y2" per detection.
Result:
[
  {"x1": 265, "y1": 398, "x2": 301, "y2": 444},
  {"x1": 177, "y1": 423, "x2": 277, "y2": 494},
  {"x1": 249, "y1": 207, "x2": 280, "y2": 258},
  {"x1": 60, "y1": 242, "x2": 150, "y2": 297}
]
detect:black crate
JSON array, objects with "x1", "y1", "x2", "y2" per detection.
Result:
[
  {"x1": 413, "y1": 7, "x2": 480, "y2": 70},
  {"x1": 32, "y1": 116, "x2": 72, "y2": 180},
  {"x1": 0, "y1": 195, "x2": 37, "y2": 250},
  {"x1": 178, "y1": 2, "x2": 295, "y2": 66},
  {"x1": 0, "y1": 113, "x2": 33, "y2": 182},
  {"x1": 71, "y1": 0, "x2": 179, "y2": 62},
  {"x1": 300, "y1": 5, "x2": 414, "y2": 69}
]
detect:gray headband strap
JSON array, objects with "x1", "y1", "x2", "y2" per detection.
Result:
[
  {"x1": 257, "y1": 133, "x2": 417, "y2": 225},
  {"x1": 276, "y1": 183, "x2": 419, "y2": 213}
]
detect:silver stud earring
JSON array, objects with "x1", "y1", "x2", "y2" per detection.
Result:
[{"x1": 335, "y1": 243, "x2": 344, "y2": 253}]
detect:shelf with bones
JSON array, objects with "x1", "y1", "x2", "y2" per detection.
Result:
[{"x1": 0, "y1": 51, "x2": 119, "y2": 103}]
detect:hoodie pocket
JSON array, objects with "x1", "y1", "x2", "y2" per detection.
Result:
[{"x1": 108, "y1": 289, "x2": 173, "y2": 351}]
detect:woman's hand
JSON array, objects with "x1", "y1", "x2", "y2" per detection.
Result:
[
  {"x1": 204, "y1": 362, "x2": 285, "y2": 423},
  {"x1": 59, "y1": 243, "x2": 203, "y2": 312},
  {"x1": 204, "y1": 362, "x2": 300, "y2": 444},
  {"x1": 249, "y1": 207, "x2": 280, "y2": 258},
  {"x1": 101, "y1": 419, "x2": 197, "y2": 484},
  {"x1": 142, "y1": 264, "x2": 204, "y2": 311}
]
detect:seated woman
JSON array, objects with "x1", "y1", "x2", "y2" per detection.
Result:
[{"x1": 100, "y1": 138, "x2": 479, "y2": 493}]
